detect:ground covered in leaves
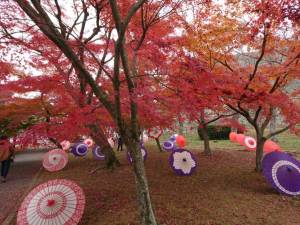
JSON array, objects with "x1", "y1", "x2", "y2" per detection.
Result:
[{"x1": 12, "y1": 147, "x2": 300, "y2": 225}]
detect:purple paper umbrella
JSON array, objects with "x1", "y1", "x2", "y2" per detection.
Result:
[
  {"x1": 92, "y1": 145, "x2": 105, "y2": 160},
  {"x1": 163, "y1": 140, "x2": 176, "y2": 152},
  {"x1": 127, "y1": 147, "x2": 147, "y2": 163},
  {"x1": 71, "y1": 143, "x2": 88, "y2": 157},
  {"x1": 262, "y1": 151, "x2": 300, "y2": 196},
  {"x1": 169, "y1": 149, "x2": 197, "y2": 176},
  {"x1": 169, "y1": 134, "x2": 178, "y2": 142}
]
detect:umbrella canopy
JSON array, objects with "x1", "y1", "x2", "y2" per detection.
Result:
[
  {"x1": 262, "y1": 152, "x2": 300, "y2": 196},
  {"x1": 71, "y1": 143, "x2": 88, "y2": 157},
  {"x1": 244, "y1": 136, "x2": 257, "y2": 151},
  {"x1": 169, "y1": 149, "x2": 197, "y2": 176},
  {"x1": 83, "y1": 138, "x2": 94, "y2": 147},
  {"x1": 264, "y1": 140, "x2": 281, "y2": 153},
  {"x1": 43, "y1": 149, "x2": 68, "y2": 172},
  {"x1": 60, "y1": 140, "x2": 70, "y2": 150},
  {"x1": 17, "y1": 179, "x2": 85, "y2": 225},
  {"x1": 229, "y1": 132, "x2": 237, "y2": 142},
  {"x1": 163, "y1": 140, "x2": 176, "y2": 152},
  {"x1": 127, "y1": 147, "x2": 147, "y2": 163},
  {"x1": 92, "y1": 145, "x2": 105, "y2": 160},
  {"x1": 148, "y1": 127, "x2": 163, "y2": 139},
  {"x1": 236, "y1": 134, "x2": 245, "y2": 146}
]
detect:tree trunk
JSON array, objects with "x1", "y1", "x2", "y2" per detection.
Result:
[
  {"x1": 88, "y1": 123, "x2": 120, "y2": 170},
  {"x1": 178, "y1": 117, "x2": 184, "y2": 135},
  {"x1": 155, "y1": 138, "x2": 162, "y2": 152},
  {"x1": 269, "y1": 109, "x2": 278, "y2": 142},
  {"x1": 198, "y1": 125, "x2": 212, "y2": 156},
  {"x1": 124, "y1": 136, "x2": 157, "y2": 225},
  {"x1": 255, "y1": 132, "x2": 266, "y2": 172}
]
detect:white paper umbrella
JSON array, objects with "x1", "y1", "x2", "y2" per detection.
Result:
[
  {"x1": 43, "y1": 149, "x2": 68, "y2": 172},
  {"x1": 17, "y1": 179, "x2": 85, "y2": 225}
]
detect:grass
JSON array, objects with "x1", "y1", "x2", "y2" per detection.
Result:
[{"x1": 12, "y1": 131, "x2": 300, "y2": 225}]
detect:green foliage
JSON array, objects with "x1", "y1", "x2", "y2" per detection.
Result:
[
  {"x1": 0, "y1": 115, "x2": 39, "y2": 137},
  {"x1": 198, "y1": 125, "x2": 231, "y2": 140}
]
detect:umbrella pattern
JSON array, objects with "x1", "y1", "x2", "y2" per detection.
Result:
[
  {"x1": 17, "y1": 179, "x2": 85, "y2": 225},
  {"x1": 169, "y1": 149, "x2": 197, "y2": 176},
  {"x1": 43, "y1": 149, "x2": 68, "y2": 172},
  {"x1": 263, "y1": 152, "x2": 300, "y2": 196}
]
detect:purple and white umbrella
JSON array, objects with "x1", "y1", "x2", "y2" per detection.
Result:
[
  {"x1": 71, "y1": 143, "x2": 88, "y2": 157},
  {"x1": 262, "y1": 151, "x2": 300, "y2": 196},
  {"x1": 163, "y1": 140, "x2": 176, "y2": 152},
  {"x1": 92, "y1": 145, "x2": 105, "y2": 160},
  {"x1": 169, "y1": 134, "x2": 178, "y2": 142},
  {"x1": 169, "y1": 149, "x2": 197, "y2": 176},
  {"x1": 127, "y1": 147, "x2": 147, "y2": 163}
]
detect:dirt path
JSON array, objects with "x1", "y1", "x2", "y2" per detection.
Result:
[{"x1": 0, "y1": 151, "x2": 44, "y2": 224}]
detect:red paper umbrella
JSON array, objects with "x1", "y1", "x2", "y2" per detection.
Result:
[
  {"x1": 229, "y1": 132, "x2": 237, "y2": 142},
  {"x1": 43, "y1": 149, "x2": 68, "y2": 172},
  {"x1": 236, "y1": 134, "x2": 245, "y2": 146},
  {"x1": 264, "y1": 140, "x2": 281, "y2": 153},
  {"x1": 176, "y1": 135, "x2": 186, "y2": 148},
  {"x1": 17, "y1": 179, "x2": 85, "y2": 225},
  {"x1": 83, "y1": 138, "x2": 94, "y2": 147}
]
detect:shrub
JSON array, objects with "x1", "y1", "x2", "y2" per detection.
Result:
[{"x1": 198, "y1": 125, "x2": 231, "y2": 140}]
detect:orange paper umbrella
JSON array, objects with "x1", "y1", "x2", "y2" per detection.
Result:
[
  {"x1": 43, "y1": 149, "x2": 68, "y2": 172},
  {"x1": 229, "y1": 132, "x2": 237, "y2": 142},
  {"x1": 236, "y1": 134, "x2": 245, "y2": 146},
  {"x1": 17, "y1": 179, "x2": 85, "y2": 225}
]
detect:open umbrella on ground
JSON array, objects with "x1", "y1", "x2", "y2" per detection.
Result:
[
  {"x1": 169, "y1": 149, "x2": 197, "y2": 176},
  {"x1": 43, "y1": 149, "x2": 68, "y2": 172},
  {"x1": 71, "y1": 143, "x2": 88, "y2": 157},
  {"x1": 229, "y1": 132, "x2": 237, "y2": 142},
  {"x1": 83, "y1": 138, "x2": 94, "y2": 147},
  {"x1": 127, "y1": 147, "x2": 147, "y2": 163},
  {"x1": 244, "y1": 136, "x2": 257, "y2": 151},
  {"x1": 17, "y1": 179, "x2": 85, "y2": 225},
  {"x1": 92, "y1": 145, "x2": 105, "y2": 160},
  {"x1": 236, "y1": 134, "x2": 245, "y2": 146},
  {"x1": 264, "y1": 140, "x2": 281, "y2": 153},
  {"x1": 262, "y1": 151, "x2": 300, "y2": 196},
  {"x1": 60, "y1": 140, "x2": 70, "y2": 150},
  {"x1": 163, "y1": 140, "x2": 176, "y2": 152},
  {"x1": 148, "y1": 127, "x2": 163, "y2": 139}
]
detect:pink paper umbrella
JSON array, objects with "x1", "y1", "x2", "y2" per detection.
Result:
[
  {"x1": 60, "y1": 140, "x2": 70, "y2": 150},
  {"x1": 244, "y1": 136, "x2": 257, "y2": 151},
  {"x1": 43, "y1": 149, "x2": 68, "y2": 172},
  {"x1": 17, "y1": 179, "x2": 85, "y2": 225},
  {"x1": 83, "y1": 138, "x2": 94, "y2": 147}
]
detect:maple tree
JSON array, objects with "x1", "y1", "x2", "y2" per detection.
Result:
[
  {"x1": 183, "y1": 0, "x2": 300, "y2": 171},
  {"x1": 0, "y1": 1, "x2": 195, "y2": 223}
]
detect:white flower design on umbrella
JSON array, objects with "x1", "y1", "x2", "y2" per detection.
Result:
[{"x1": 170, "y1": 149, "x2": 197, "y2": 175}]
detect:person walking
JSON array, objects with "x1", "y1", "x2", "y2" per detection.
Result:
[
  {"x1": 117, "y1": 135, "x2": 123, "y2": 151},
  {"x1": 0, "y1": 136, "x2": 14, "y2": 183}
]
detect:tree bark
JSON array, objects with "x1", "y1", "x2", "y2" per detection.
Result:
[
  {"x1": 88, "y1": 123, "x2": 120, "y2": 169},
  {"x1": 255, "y1": 132, "x2": 266, "y2": 172},
  {"x1": 155, "y1": 138, "x2": 163, "y2": 152},
  {"x1": 198, "y1": 125, "x2": 212, "y2": 156},
  {"x1": 123, "y1": 134, "x2": 157, "y2": 225}
]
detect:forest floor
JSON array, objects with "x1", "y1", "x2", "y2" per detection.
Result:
[{"x1": 9, "y1": 136, "x2": 300, "y2": 225}]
